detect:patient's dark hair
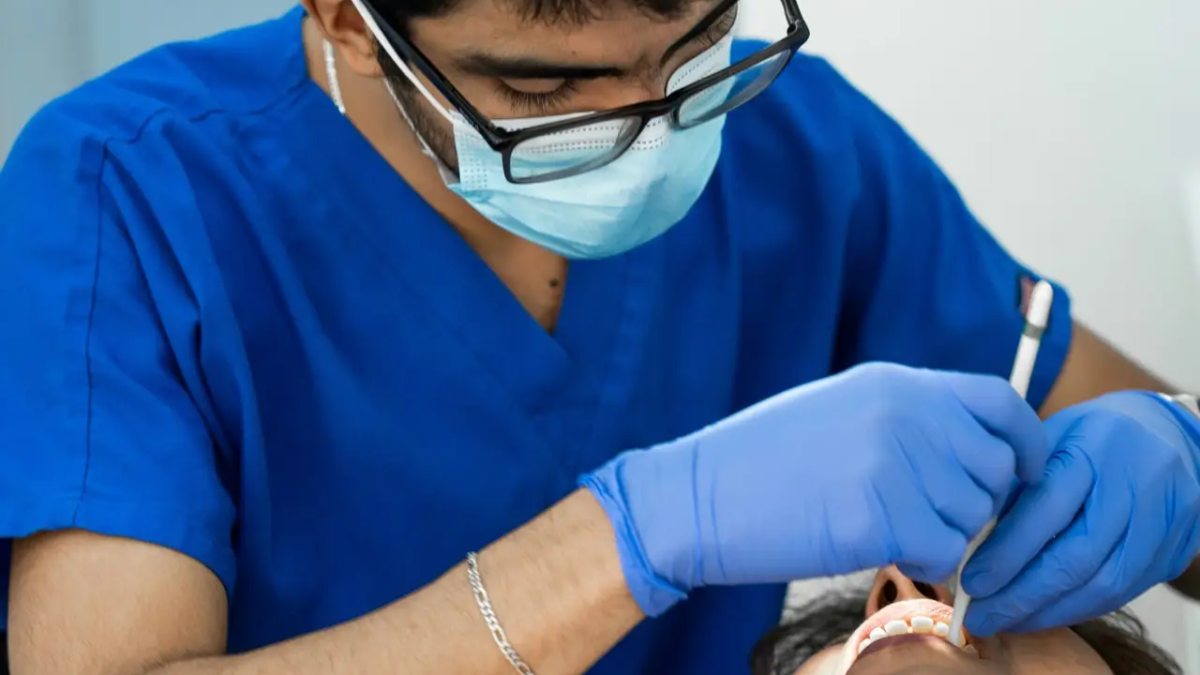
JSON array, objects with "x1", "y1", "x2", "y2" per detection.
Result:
[{"x1": 750, "y1": 589, "x2": 1181, "y2": 675}]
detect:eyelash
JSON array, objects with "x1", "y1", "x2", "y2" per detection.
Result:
[
  {"x1": 495, "y1": 80, "x2": 579, "y2": 115},
  {"x1": 699, "y1": 8, "x2": 738, "y2": 49},
  {"x1": 494, "y1": 9, "x2": 736, "y2": 115}
]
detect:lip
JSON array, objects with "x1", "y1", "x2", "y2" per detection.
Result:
[
  {"x1": 841, "y1": 599, "x2": 976, "y2": 669},
  {"x1": 858, "y1": 633, "x2": 959, "y2": 659}
]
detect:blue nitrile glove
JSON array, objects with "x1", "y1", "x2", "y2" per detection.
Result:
[
  {"x1": 580, "y1": 362, "x2": 1050, "y2": 617},
  {"x1": 962, "y1": 391, "x2": 1200, "y2": 635}
]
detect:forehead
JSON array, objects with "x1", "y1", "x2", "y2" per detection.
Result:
[{"x1": 408, "y1": 0, "x2": 721, "y2": 53}]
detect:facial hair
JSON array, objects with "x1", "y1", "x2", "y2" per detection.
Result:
[{"x1": 381, "y1": 64, "x2": 462, "y2": 175}]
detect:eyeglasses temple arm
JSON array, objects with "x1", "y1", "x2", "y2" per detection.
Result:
[{"x1": 347, "y1": 0, "x2": 458, "y2": 124}]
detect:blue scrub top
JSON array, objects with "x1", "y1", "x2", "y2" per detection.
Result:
[{"x1": 0, "y1": 6, "x2": 1072, "y2": 674}]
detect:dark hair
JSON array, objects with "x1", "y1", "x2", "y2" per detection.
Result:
[
  {"x1": 371, "y1": 0, "x2": 696, "y2": 31},
  {"x1": 750, "y1": 589, "x2": 1182, "y2": 675}
]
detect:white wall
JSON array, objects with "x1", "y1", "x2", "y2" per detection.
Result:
[
  {"x1": 3, "y1": 0, "x2": 1198, "y2": 671},
  {"x1": 0, "y1": 0, "x2": 293, "y2": 158},
  {"x1": 1185, "y1": 168, "x2": 1200, "y2": 675},
  {"x1": 83, "y1": 0, "x2": 296, "y2": 74},
  {"x1": 0, "y1": 1, "x2": 89, "y2": 157},
  {"x1": 739, "y1": 0, "x2": 1200, "y2": 389},
  {"x1": 738, "y1": 1, "x2": 1200, "y2": 671}
]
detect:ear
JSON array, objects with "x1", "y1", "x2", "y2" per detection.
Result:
[{"x1": 303, "y1": 0, "x2": 385, "y2": 78}]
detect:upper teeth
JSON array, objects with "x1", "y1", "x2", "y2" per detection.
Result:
[{"x1": 857, "y1": 616, "x2": 964, "y2": 654}]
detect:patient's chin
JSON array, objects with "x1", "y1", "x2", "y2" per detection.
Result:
[{"x1": 998, "y1": 628, "x2": 1114, "y2": 674}]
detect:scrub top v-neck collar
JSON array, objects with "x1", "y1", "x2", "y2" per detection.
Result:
[{"x1": 273, "y1": 41, "x2": 666, "y2": 475}]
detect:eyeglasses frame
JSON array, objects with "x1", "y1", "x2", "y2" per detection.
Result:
[{"x1": 359, "y1": 0, "x2": 811, "y2": 183}]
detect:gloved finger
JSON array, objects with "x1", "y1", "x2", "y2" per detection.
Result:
[
  {"x1": 937, "y1": 408, "x2": 1020, "y2": 510},
  {"x1": 962, "y1": 445, "x2": 1094, "y2": 598},
  {"x1": 1015, "y1": 465, "x2": 1178, "y2": 629},
  {"x1": 984, "y1": 483, "x2": 1163, "y2": 634},
  {"x1": 880, "y1": 472, "x2": 971, "y2": 583},
  {"x1": 1002, "y1": 584, "x2": 1122, "y2": 633},
  {"x1": 964, "y1": 489, "x2": 1129, "y2": 636},
  {"x1": 896, "y1": 526, "x2": 968, "y2": 587},
  {"x1": 1000, "y1": 547, "x2": 1143, "y2": 633},
  {"x1": 937, "y1": 371, "x2": 1050, "y2": 483},
  {"x1": 905, "y1": 418, "x2": 1000, "y2": 538}
]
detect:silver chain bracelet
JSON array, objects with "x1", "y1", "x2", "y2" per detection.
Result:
[{"x1": 467, "y1": 552, "x2": 538, "y2": 675}]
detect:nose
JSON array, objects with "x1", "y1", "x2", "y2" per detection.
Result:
[
  {"x1": 601, "y1": 79, "x2": 668, "y2": 110},
  {"x1": 864, "y1": 566, "x2": 955, "y2": 618},
  {"x1": 596, "y1": 63, "x2": 676, "y2": 110}
]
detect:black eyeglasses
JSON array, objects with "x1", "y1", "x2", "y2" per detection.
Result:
[{"x1": 358, "y1": 0, "x2": 810, "y2": 184}]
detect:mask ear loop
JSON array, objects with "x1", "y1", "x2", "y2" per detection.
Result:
[
  {"x1": 323, "y1": 40, "x2": 347, "y2": 114},
  {"x1": 321, "y1": 18, "x2": 458, "y2": 182},
  {"x1": 345, "y1": 0, "x2": 457, "y2": 125}
]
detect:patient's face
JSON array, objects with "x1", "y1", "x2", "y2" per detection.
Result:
[{"x1": 794, "y1": 567, "x2": 1112, "y2": 675}]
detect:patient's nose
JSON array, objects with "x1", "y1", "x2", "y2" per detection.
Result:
[{"x1": 864, "y1": 566, "x2": 954, "y2": 618}]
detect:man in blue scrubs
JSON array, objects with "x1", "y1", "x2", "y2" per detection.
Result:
[{"x1": 1, "y1": 0, "x2": 1199, "y2": 673}]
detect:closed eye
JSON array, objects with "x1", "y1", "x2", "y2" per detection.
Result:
[
  {"x1": 493, "y1": 80, "x2": 580, "y2": 115},
  {"x1": 697, "y1": 5, "x2": 738, "y2": 49}
]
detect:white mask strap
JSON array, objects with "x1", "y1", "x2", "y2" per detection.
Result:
[
  {"x1": 323, "y1": 40, "x2": 458, "y2": 183},
  {"x1": 323, "y1": 40, "x2": 347, "y2": 115},
  {"x1": 345, "y1": 0, "x2": 456, "y2": 124},
  {"x1": 322, "y1": 39, "x2": 428, "y2": 135}
]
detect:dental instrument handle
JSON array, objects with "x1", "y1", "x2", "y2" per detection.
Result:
[
  {"x1": 1007, "y1": 281, "x2": 1054, "y2": 399},
  {"x1": 946, "y1": 280, "x2": 1055, "y2": 646}
]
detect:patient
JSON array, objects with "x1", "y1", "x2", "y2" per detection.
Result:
[{"x1": 751, "y1": 567, "x2": 1181, "y2": 675}]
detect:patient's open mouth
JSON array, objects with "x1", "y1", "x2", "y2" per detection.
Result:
[
  {"x1": 847, "y1": 599, "x2": 978, "y2": 662},
  {"x1": 857, "y1": 612, "x2": 965, "y2": 653}
]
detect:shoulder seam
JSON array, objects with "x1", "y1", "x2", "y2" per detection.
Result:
[{"x1": 84, "y1": 76, "x2": 313, "y2": 149}]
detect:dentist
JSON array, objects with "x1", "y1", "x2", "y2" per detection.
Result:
[{"x1": 0, "y1": 1, "x2": 1197, "y2": 674}]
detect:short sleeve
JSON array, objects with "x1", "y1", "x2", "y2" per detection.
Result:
[
  {"x1": 0, "y1": 108, "x2": 237, "y2": 615},
  {"x1": 825, "y1": 67, "x2": 1072, "y2": 411}
]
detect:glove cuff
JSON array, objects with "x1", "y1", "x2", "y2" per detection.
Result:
[
  {"x1": 579, "y1": 468, "x2": 689, "y2": 617},
  {"x1": 1151, "y1": 392, "x2": 1200, "y2": 476}
]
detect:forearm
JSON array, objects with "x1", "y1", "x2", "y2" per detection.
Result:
[
  {"x1": 154, "y1": 490, "x2": 643, "y2": 675},
  {"x1": 1039, "y1": 322, "x2": 1170, "y2": 418}
]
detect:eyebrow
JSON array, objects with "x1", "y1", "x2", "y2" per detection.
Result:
[
  {"x1": 660, "y1": 0, "x2": 738, "y2": 65},
  {"x1": 453, "y1": 0, "x2": 737, "y2": 81}
]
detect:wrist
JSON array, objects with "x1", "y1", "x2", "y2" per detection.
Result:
[
  {"x1": 580, "y1": 446, "x2": 694, "y2": 617},
  {"x1": 466, "y1": 489, "x2": 647, "y2": 673},
  {"x1": 1153, "y1": 392, "x2": 1200, "y2": 474},
  {"x1": 1161, "y1": 393, "x2": 1200, "y2": 426}
]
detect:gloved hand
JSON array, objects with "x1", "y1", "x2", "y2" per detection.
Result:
[
  {"x1": 962, "y1": 391, "x2": 1200, "y2": 635},
  {"x1": 580, "y1": 362, "x2": 1050, "y2": 617}
]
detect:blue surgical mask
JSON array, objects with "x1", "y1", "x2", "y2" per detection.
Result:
[
  {"x1": 333, "y1": 10, "x2": 735, "y2": 259},
  {"x1": 436, "y1": 37, "x2": 734, "y2": 259}
]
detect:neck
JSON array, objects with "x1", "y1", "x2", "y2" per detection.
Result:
[{"x1": 301, "y1": 19, "x2": 570, "y2": 331}]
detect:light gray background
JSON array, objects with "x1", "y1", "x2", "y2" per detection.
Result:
[{"x1": 3, "y1": 0, "x2": 1198, "y2": 670}]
